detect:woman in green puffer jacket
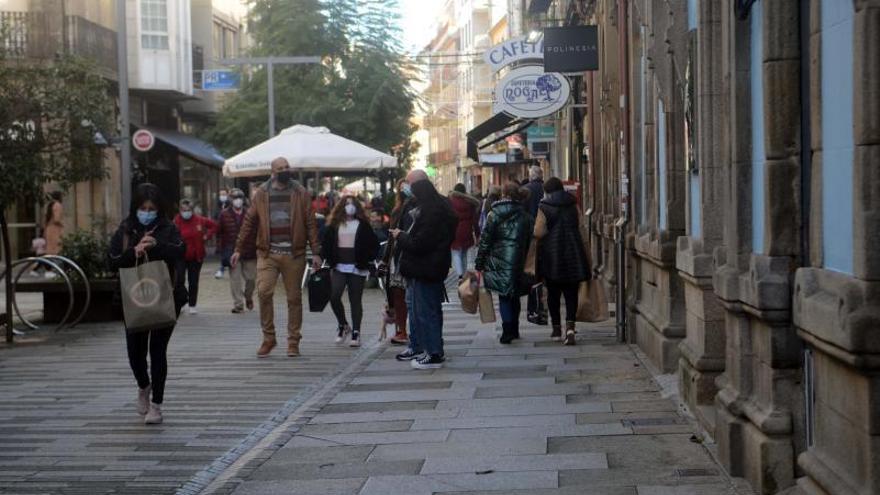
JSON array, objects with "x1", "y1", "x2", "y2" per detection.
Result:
[{"x1": 475, "y1": 182, "x2": 534, "y2": 344}]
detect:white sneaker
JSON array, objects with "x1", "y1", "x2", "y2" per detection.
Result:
[
  {"x1": 214, "y1": 269, "x2": 223, "y2": 279},
  {"x1": 144, "y1": 403, "x2": 163, "y2": 424},
  {"x1": 334, "y1": 325, "x2": 350, "y2": 344},
  {"x1": 349, "y1": 331, "x2": 361, "y2": 347},
  {"x1": 187, "y1": 306, "x2": 198, "y2": 315},
  {"x1": 136, "y1": 385, "x2": 151, "y2": 415}
]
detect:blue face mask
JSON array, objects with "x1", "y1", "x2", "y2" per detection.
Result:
[
  {"x1": 137, "y1": 209, "x2": 157, "y2": 226},
  {"x1": 181, "y1": 211, "x2": 193, "y2": 220},
  {"x1": 401, "y1": 183, "x2": 413, "y2": 198}
]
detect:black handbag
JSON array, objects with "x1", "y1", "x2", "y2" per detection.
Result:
[{"x1": 307, "y1": 267, "x2": 332, "y2": 312}]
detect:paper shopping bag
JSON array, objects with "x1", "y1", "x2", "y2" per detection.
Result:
[
  {"x1": 458, "y1": 271, "x2": 479, "y2": 314},
  {"x1": 119, "y1": 259, "x2": 177, "y2": 333},
  {"x1": 478, "y1": 284, "x2": 496, "y2": 324},
  {"x1": 576, "y1": 278, "x2": 610, "y2": 323}
]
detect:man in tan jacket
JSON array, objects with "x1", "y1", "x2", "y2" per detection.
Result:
[{"x1": 232, "y1": 158, "x2": 321, "y2": 358}]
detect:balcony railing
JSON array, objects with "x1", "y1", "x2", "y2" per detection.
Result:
[
  {"x1": 65, "y1": 15, "x2": 117, "y2": 73},
  {"x1": 1, "y1": 12, "x2": 118, "y2": 76}
]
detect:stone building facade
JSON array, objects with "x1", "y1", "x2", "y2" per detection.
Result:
[{"x1": 551, "y1": 0, "x2": 878, "y2": 493}]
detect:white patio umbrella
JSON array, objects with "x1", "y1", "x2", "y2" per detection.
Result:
[
  {"x1": 222, "y1": 125, "x2": 398, "y2": 178},
  {"x1": 342, "y1": 177, "x2": 380, "y2": 194}
]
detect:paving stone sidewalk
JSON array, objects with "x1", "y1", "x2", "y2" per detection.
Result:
[
  {"x1": 214, "y1": 290, "x2": 754, "y2": 495},
  {"x1": 0, "y1": 265, "x2": 386, "y2": 495}
]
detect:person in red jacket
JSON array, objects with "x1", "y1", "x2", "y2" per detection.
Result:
[
  {"x1": 173, "y1": 199, "x2": 218, "y2": 315},
  {"x1": 448, "y1": 183, "x2": 480, "y2": 280}
]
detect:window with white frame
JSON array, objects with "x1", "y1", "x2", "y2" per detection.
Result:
[{"x1": 141, "y1": 0, "x2": 169, "y2": 50}]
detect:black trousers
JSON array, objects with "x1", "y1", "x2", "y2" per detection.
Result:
[
  {"x1": 181, "y1": 260, "x2": 202, "y2": 307},
  {"x1": 330, "y1": 270, "x2": 366, "y2": 332},
  {"x1": 125, "y1": 326, "x2": 175, "y2": 404},
  {"x1": 546, "y1": 281, "x2": 579, "y2": 326}
]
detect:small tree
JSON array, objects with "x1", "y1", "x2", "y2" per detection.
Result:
[{"x1": 0, "y1": 54, "x2": 113, "y2": 342}]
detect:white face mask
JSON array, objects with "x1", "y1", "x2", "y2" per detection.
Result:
[
  {"x1": 181, "y1": 210, "x2": 193, "y2": 220},
  {"x1": 232, "y1": 198, "x2": 244, "y2": 209},
  {"x1": 344, "y1": 204, "x2": 357, "y2": 217},
  {"x1": 219, "y1": 195, "x2": 228, "y2": 203}
]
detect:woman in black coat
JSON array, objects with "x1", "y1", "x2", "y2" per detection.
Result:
[
  {"x1": 321, "y1": 195, "x2": 379, "y2": 348},
  {"x1": 534, "y1": 177, "x2": 591, "y2": 346},
  {"x1": 108, "y1": 183, "x2": 185, "y2": 425}
]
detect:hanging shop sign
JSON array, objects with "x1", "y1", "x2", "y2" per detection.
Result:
[
  {"x1": 543, "y1": 25, "x2": 599, "y2": 73},
  {"x1": 483, "y1": 35, "x2": 544, "y2": 73},
  {"x1": 493, "y1": 65, "x2": 571, "y2": 119},
  {"x1": 132, "y1": 129, "x2": 155, "y2": 152}
]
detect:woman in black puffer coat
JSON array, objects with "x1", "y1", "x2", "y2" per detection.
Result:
[
  {"x1": 535, "y1": 177, "x2": 591, "y2": 346},
  {"x1": 475, "y1": 183, "x2": 533, "y2": 344}
]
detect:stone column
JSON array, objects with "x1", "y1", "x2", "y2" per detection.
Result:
[
  {"x1": 793, "y1": 1, "x2": 880, "y2": 495},
  {"x1": 713, "y1": 2, "x2": 805, "y2": 493},
  {"x1": 676, "y1": 0, "x2": 727, "y2": 432}
]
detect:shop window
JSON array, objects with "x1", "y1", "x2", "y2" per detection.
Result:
[
  {"x1": 820, "y1": 0, "x2": 854, "y2": 274},
  {"x1": 750, "y1": 1, "x2": 765, "y2": 253}
]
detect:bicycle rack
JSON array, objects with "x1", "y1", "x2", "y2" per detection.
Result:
[{"x1": 0, "y1": 255, "x2": 89, "y2": 333}]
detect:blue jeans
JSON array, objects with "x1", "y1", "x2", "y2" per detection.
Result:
[
  {"x1": 499, "y1": 295, "x2": 521, "y2": 332},
  {"x1": 451, "y1": 249, "x2": 468, "y2": 278},
  {"x1": 408, "y1": 279, "x2": 445, "y2": 356}
]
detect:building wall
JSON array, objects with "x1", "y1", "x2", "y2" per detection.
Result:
[{"x1": 559, "y1": 1, "x2": 879, "y2": 494}]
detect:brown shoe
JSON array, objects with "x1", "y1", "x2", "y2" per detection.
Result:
[
  {"x1": 246, "y1": 298, "x2": 254, "y2": 311},
  {"x1": 257, "y1": 339, "x2": 276, "y2": 358},
  {"x1": 390, "y1": 331, "x2": 408, "y2": 345},
  {"x1": 287, "y1": 342, "x2": 300, "y2": 357}
]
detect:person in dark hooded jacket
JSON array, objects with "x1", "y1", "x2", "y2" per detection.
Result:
[
  {"x1": 391, "y1": 170, "x2": 457, "y2": 369},
  {"x1": 475, "y1": 182, "x2": 533, "y2": 344},
  {"x1": 535, "y1": 177, "x2": 591, "y2": 346}
]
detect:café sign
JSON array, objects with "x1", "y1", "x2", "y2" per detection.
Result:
[
  {"x1": 483, "y1": 35, "x2": 544, "y2": 73},
  {"x1": 543, "y1": 25, "x2": 599, "y2": 73},
  {"x1": 493, "y1": 65, "x2": 571, "y2": 119}
]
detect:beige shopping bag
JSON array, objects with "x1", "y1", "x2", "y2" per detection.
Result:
[
  {"x1": 478, "y1": 282, "x2": 496, "y2": 324},
  {"x1": 576, "y1": 278, "x2": 609, "y2": 323},
  {"x1": 458, "y1": 271, "x2": 479, "y2": 314},
  {"x1": 119, "y1": 258, "x2": 177, "y2": 333}
]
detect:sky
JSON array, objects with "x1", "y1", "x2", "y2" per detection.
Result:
[{"x1": 400, "y1": 0, "x2": 443, "y2": 53}]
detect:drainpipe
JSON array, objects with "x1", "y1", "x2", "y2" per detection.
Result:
[{"x1": 615, "y1": 0, "x2": 631, "y2": 343}]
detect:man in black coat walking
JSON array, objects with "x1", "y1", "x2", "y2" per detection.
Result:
[{"x1": 390, "y1": 169, "x2": 457, "y2": 369}]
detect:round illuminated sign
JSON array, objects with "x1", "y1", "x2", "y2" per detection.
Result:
[
  {"x1": 493, "y1": 65, "x2": 571, "y2": 119},
  {"x1": 132, "y1": 129, "x2": 155, "y2": 152}
]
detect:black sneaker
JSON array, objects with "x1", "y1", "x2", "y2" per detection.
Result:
[
  {"x1": 349, "y1": 331, "x2": 361, "y2": 347},
  {"x1": 411, "y1": 353, "x2": 444, "y2": 370},
  {"x1": 563, "y1": 330, "x2": 577, "y2": 346},
  {"x1": 335, "y1": 325, "x2": 350, "y2": 344},
  {"x1": 395, "y1": 348, "x2": 422, "y2": 361}
]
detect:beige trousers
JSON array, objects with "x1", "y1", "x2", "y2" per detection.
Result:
[
  {"x1": 257, "y1": 253, "x2": 306, "y2": 343},
  {"x1": 230, "y1": 258, "x2": 257, "y2": 310}
]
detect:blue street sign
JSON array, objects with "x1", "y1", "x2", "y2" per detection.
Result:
[{"x1": 202, "y1": 70, "x2": 240, "y2": 91}]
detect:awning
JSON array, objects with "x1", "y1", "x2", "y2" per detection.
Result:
[
  {"x1": 466, "y1": 112, "x2": 535, "y2": 162},
  {"x1": 528, "y1": 0, "x2": 552, "y2": 14},
  {"x1": 140, "y1": 126, "x2": 225, "y2": 169}
]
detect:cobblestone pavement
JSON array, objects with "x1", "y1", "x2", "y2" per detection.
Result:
[
  {"x1": 204, "y1": 287, "x2": 754, "y2": 495},
  {"x1": 0, "y1": 263, "x2": 385, "y2": 495}
]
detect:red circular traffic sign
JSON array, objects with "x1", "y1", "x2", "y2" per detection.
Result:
[{"x1": 132, "y1": 129, "x2": 155, "y2": 152}]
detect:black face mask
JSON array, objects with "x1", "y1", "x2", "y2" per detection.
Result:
[{"x1": 276, "y1": 171, "x2": 292, "y2": 184}]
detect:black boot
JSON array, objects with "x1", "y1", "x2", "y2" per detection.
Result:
[
  {"x1": 512, "y1": 320, "x2": 521, "y2": 340},
  {"x1": 499, "y1": 322, "x2": 515, "y2": 344}
]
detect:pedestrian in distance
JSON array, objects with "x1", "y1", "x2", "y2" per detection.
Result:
[
  {"x1": 44, "y1": 191, "x2": 64, "y2": 259},
  {"x1": 214, "y1": 188, "x2": 230, "y2": 279},
  {"x1": 390, "y1": 169, "x2": 458, "y2": 370},
  {"x1": 523, "y1": 165, "x2": 547, "y2": 325},
  {"x1": 382, "y1": 179, "x2": 416, "y2": 346},
  {"x1": 219, "y1": 188, "x2": 257, "y2": 313},
  {"x1": 534, "y1": 177, "x2": 592, "y2": 345},
  {"x1": 449, "y1": 183, "x2": 481, "y2": 281},
  {"x1": 479, "y1": 185, "x2": 501, "y2": 233},
  {"x1": 231, "y1": 157, "x2": 321, "y2": 359},
  {"x1": 475, "y1": 182, "x2": 534, "y2": 344},
  {"x1": 321, "y1": 196, "x2": 380, "y2": 347},
  {"x1": 173, "y1": 199, "x2": 218, "y2": 315},
  {"x1": 108, "y1": 183, "x2": 186, "y2": 425}
]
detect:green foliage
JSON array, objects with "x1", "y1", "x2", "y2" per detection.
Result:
[
  {"x1": 204, "y1": 0, "x2": 419, "y2": 168},
  {"x1": 59, "y1": 229, "x2": 112, "y2": 280},
  {"x1": 0, "y1": 55, "x2": 113, "y2": 206}
]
